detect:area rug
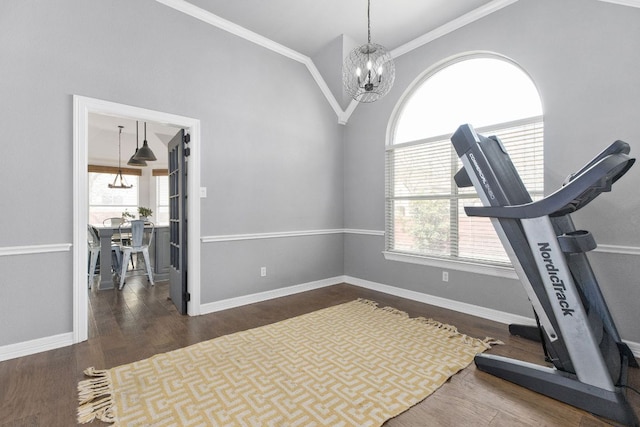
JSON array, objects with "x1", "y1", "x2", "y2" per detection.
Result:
[{"x1": 78, "y1": 299, "x2": 496, "y2": 426}]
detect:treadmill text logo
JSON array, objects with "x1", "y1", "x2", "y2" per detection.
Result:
[
  {"x1": 468, "y1": 153, "x2": 495, "y2": 200},
  {"x1": 538, "y1": 243, "x2": 575, "y2": 316}
]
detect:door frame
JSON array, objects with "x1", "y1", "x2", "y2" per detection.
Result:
[{"x1": 72, "y1": 95, "x2": 202, "y2": 343}]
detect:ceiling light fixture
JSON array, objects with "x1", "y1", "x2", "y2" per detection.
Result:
[
  {"x1": 343, "y1": 0, "x2": 395, "y2": 103},
  {"x1": 127, "y1": 121, "x2": 147, "y2": 167},
  {"x1": 109, "y1": 126, "x2": 133, "y2": 189},
  {"x1": 132, "y1": 122, "x2": 157, "y2": 161}
]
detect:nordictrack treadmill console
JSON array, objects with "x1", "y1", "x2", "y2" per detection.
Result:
[{"x1": 450, "y1": 124, "x2": 638, "y2": 426}]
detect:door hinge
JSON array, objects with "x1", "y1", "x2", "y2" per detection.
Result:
[
  {"x1": 184, "y1": 147, "x2": 191, "y2": 157},
  {"x1": 183, "y1": 133, "x2": 191, "y2": 143},
  {"x1": 183, "y1": 292, "x2": 191, "y2": 302}
]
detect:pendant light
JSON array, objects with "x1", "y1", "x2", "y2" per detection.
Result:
[
  {"x1": 132, "y1": 122, "x2": 157, "y2": 161},
  {"x1": 343, "y1": 0, "x2": 395, "y2": 103},
  {"x1": 109, "y1": 126, "x2": 133, "y2": 189},
  {"x1": 127, "y1": 121, "x2": 147, "y2": 167}
]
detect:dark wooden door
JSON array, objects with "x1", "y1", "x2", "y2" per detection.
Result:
[{"x1": 168, "y1": 129, "x2": 189, "y2": 314}]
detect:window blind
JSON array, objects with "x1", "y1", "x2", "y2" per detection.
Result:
[{"x1": 385, "y1": 117, "x2": 543, "y2": 266}]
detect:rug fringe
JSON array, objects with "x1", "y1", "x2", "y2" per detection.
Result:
[
  {"x1": 355, "y1": 300, "x2": 496, "y2": 349},
  {"x1": 414, "y1": 317, "x2": 459, "y2": 333},
  {"x1": 356, "y1": 298, "x2": 379, "y2": 308},
  {"x1": 482, "y1": 337, "x2": 505, "y2": 347},
  {"x1": 77, "y1": 367, "x2": 115, "y2": 424},
  {"x1": 381, "y1": 306, "x2": 409, "y2": 318}
]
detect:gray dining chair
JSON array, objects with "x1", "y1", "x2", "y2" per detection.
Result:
[
  {"x1": 88, "y1": 225, "x2": 122, "y2": 289},
  {"x1": 118, "y1": 220, "x2": 155, "y2": 290},
  {"x1": 87, "y1": 225, "x2": 101, "y2": 289},
  {"x1": 102, "y1": 217, "x2": 123, "y2": 227}
]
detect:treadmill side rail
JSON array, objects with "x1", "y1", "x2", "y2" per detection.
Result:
[{"x1": 521, "y1": 216, "x2": 614, "y2": 390}]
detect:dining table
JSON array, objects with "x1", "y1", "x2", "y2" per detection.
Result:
[
  {"x1": 93, "y1": 224, "x2": 170, "y2": 290},
  {"x1": 94, "y1": 226, "x2": 123, "y2": 290}
]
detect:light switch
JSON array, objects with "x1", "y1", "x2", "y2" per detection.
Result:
[{"x1": 200, "y1": 187, "x2": 207, "y2": 198}]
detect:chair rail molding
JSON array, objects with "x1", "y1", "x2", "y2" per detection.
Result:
[
  {"x1": 598, "y1": 0, "x2": 640, "y2": 8},
  {"x1": 594, "y1": 244, "x2": 640, "y2": 256},
  {"x1": 0, "y1": 243, "x2": 72, "y2": 257},
  {"x1": 201, "y1": 228, "x2": 384, "y2": 243}
]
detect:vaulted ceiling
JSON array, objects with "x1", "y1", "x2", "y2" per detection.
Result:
[
  {"x1": 184, "y1": 0, "x2": 497, "y2": 58},
  {"x1": 91, "y1": 0, "x2": 518, "y2": 155},
  {"x1": 158, "y1": 0, "x2": 521, "y2": 122}
]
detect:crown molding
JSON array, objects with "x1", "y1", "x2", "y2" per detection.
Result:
[
  {"x1": 155, "y1": 0, "x2": 347, "y2": 123},
  {"x1": 155, "y1": 0, "x2": 521, "y2": 125},
  {"x1": 598, "y1": 0, "x2": 640, "y2": 8},
  {"x1": 154, "y1": 0, "x2": 306, "y2": 63},
  {"x1": 392, "y1": 0, "x2": 520, "y2": 58}
]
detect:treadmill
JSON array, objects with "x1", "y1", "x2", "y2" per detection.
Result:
[{"x1": 450, "y1": 123, "x2": 638, "y2": 426}]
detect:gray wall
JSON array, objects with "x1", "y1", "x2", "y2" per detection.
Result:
[
  {"x1": 0, "y1": 0, "x2": 343, "y2": 347},
  {"x1": 1, "y1": 0, "x2": 639, "y2": 350},
  {"x1": 343, "y1": 0, "x2": 640, "y2": 342}
]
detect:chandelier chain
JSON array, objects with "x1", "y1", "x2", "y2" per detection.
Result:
[{"x1": 367, "y1": 0, "x2": 371, "y2": 43}]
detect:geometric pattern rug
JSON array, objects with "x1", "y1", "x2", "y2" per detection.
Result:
[{"x1": 78, "y1": 299, "x2": 496, "y2": 426}]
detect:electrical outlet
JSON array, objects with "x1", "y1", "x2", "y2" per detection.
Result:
[
  {"x1": 260, "y1": 267, "x2": 267, "y2": 277},
  {"x1": 442, "y1": 271, "x2": 449, "y2": 282}
]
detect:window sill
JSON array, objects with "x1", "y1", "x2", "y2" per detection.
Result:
[{"x1": 382, "y1": 251, "x2": 518, "y2": 279}]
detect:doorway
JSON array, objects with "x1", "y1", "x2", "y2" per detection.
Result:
[{"x1": 73, "y1": 95, "x2": 202, "y2": 343}]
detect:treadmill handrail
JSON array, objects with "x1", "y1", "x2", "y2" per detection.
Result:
[
  {"x1": 564, "y1": 140, "x2": 630, "y2": 185},
  {"x1": 465, "y1": 152, "x2": 635, "y2": 219}
]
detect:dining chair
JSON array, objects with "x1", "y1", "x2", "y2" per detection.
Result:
[
  {"x1": 87, "y1": 225, "x2": 101, "y2": 289},
  {"x1": 103, "y1": 217, "x2": 128, "y2": 243},
  {"x1": 118, "y1": 220, "x2": 155, "y2": 290},
  {"x1": 88, "y1": 225, "x2": 122, "y2": 289}
]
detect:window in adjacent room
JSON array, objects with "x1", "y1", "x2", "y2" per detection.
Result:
[
  {"x1": 155, "y1": 173, "x2": 170, "y2": 225},
  {"x1": 385, "y1": 54, "x2": 543, "y2": 269},
  {"x1": 88, "y1": 168, "x2": 140, "y2": 225}
]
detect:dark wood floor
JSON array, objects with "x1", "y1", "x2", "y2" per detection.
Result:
[{"x1": 0, "y1": 279, "x2": 638, "y2": 426}]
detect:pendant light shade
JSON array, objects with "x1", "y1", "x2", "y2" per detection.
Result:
[
  {"x1": 127, "y1": 121, "x2": 147, "y2": 167},
  {"x1": 343, "y1": 0, "x2": 395, "y2": 103},
  {"x1": 132, "y1": 122, "x2": 157, "y2": 161},
  {"x1": 109, "y1": 126, "x2": 133, "y2": 189}
]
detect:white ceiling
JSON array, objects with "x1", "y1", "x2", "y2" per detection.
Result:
[
  {"x1": 88, "y1": 113, "x2": 181, "y2": 168},
  {"x1": 185, "y1": 0, "x2": 497, "y2": 58}
]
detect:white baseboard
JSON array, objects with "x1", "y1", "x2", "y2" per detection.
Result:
[
  {"x1": 625, "y1": 341, "x2": 640, "y2": 357},
  {"x1": 4, "y1": 275, "x2": 639, "y2": 361},
  {"x1": 199, "y1": 276, "x2": 345, "y2": 315},
  {"x1": 0, "y1": 332, "x2": 74, "y2": 362},
  {"x1": 344, "y1": 276, "x2": 537, "y2": 326},
  {"x1": 344, "y1": 275, "x2": 640, "y2": 358}
]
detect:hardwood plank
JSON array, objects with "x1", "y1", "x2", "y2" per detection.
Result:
[{"x1": 0, "y1": 280, "x2": 637, "y2": 426}]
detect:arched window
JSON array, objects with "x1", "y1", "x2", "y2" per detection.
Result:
[{"x1": 385, "y1": 54, "x2": 543, "y2": 269}]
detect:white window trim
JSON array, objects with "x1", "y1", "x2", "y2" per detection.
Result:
[
  {"x1": 384, "y1": 54, "x2": 544, "y2": 276},
  {"x1": 382, "y1": 251, "x2": 518, "y2": 279}
]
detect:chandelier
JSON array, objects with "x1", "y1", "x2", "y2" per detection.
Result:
[
  {"x1": 343, "y1": 0, "x2": 395, "y2": 103},
  {"x1": 132, "y1": 122, "x2": 157, "y2": 162},
  {"x1": 127, "y1": 121, "x2": 147, "y2": 167},
  {"x1": 109, "y1": 126, "x2": 133, "y2": 189}
]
